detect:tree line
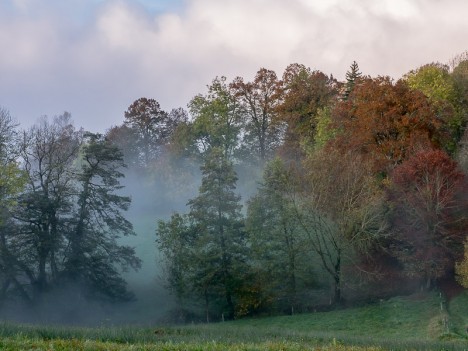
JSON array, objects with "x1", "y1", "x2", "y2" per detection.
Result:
[{"x1": 0, "y1": 54, "x2": 468, "y2": 322}]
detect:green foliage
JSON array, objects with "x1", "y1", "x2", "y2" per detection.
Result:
[
  {"x1": 246, "y1": 158, "x2": 315, "y2": 312},
  {"x1": 343, "y1": 60, "x2": 362, "y2": 100},
  {"x1": 312, "y1": 107, "x2": 337, "y2": 150},
  {"x1": 65, "y1": 132, "x2": 141, "y2": 301},
  {"x1": 187, "y1": 77, "x2": 242, "y2": 160},
  {"x1": 405, "y1": 63, "x2": 456, "y2": 103},
  {"x1": 157, "y1": 148, "x2": 247, "y2": 320},
  {"x1": 2, "y1": 118, "x2": 140, "y2": 304},
  {"x1": 404, "y1": 63, "x2": 464, "y2": 152},
  {"x1": 277, "y1": 64, "x2": 338, "y2": 158}
]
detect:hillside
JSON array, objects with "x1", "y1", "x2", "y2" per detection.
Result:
[{"x1": 0, "y1": 292, "x2": 466, "y2": 350}]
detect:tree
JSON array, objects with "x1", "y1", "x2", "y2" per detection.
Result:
[
  {"x1": 404, "y1": 63, "x2": 462, "y2": 151},
  {"x1": 343, "y1": 61, "x2": 362, "y2": 100},
  {"x1": 124, "y1": 98, "x2": 183, "y2": 167},
  {"x1": 157, "y1": 148, "x2": 247, "y2": 321},
  {"x1": 332, "y1": 76, "x2": 449, "y2": 174},
  {"x1": 276, "y1": 64, "x2": 338, "y2": 158},
  {"x1": 11, "y1": 117, "x2": 140, "y2": 304},
  {"x1": 0, "y1": 108, "x2": 27, "y2": 306},
  {"x1": 455, "y1": 238, "x2": 468, "y2": 288},
  {"x1": 188, "y1": 77, "x2": 242, "y2": 160},
  {"x1": 16, "y1": 113, "x2": 82, "y2": 300},
  {"x1": 187, "y1": 149, "x2": 246, "y2": 319},
  {"x1": 246, "y1": 158, "x2": 314, "y2": 313},
  {"x1": 156, "y1": 213, "x2": 194, "y2": 320},
  {"x1": 64, "y1": 132, "x2": 141, "y2": 301},
  {"x1": 230, "y1": 68, "x2": 283, "y2": 162},
  {"x1": 298, "y1": 148, "x2": 386, "y2": 304},
  {"x1": 388, "y1": 149, "x2": 467, "y2": 289}
]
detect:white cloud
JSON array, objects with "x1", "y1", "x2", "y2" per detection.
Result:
[{"x1": 0, "y1": 0, "x2": 467, "y2": 131}]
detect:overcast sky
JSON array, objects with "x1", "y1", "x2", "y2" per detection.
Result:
[{"x1": 1, "y1": 0, "x2": 467, "y2": 132}]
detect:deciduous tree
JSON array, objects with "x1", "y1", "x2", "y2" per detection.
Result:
[
  {"x1": 276, "y1": 64, "x2": 338, "y2": 158},
  {"x1": 188, "y1": 77, "x2": 242, "y2": 160},
  {"x1": 332, "y1": 77, "x2": 449, "y2": 174},
  {"x1": 388, "y1": 149, "x2": 467, "y2": 289},
  {"x1": 230, "y1": 68, "x2": 282, "y2": 162}
]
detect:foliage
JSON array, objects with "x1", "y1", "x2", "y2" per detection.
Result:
[
  {"x1": 388, "y1": 149, "x2": 467, "y2": 289},
  {"x1": 276, "y1": 64, "x2": 338, "y2": 158},
  {"x1": 230, "y1": 68, "x2": 283, "y2": 162},
  {"x1": 64, "y1": 132, "x2": 141, "y2": 301},
  {"x1": 332, "y1": 76, "x2": 449, "y2": 174},
  {"x1": 246, "y1": 158, "x2": 315, "y2": 313},
  {"x1": 157, "y1": 148, "x2": 247, "y2": 321},
  {"x1": 313, "y1": 107, "x2": 337, "y2": 150},
  {"x1": 343, "y1": 60, "x2": 362, "y2": 100},
  {"x1": 187, "y1": 77, "x2": 242, "y2": 160},
  {"x1": 110, "y1": 98, "x2": 186, "y2": 168},
  {"x1": 404, "y1": 63, "x2": 464, "y2": 151},
  {"x1": 405, "y1": 63, "x2": 457, "y2": 103},
  {"x1": 455, "y1": 238, "x2": 468, "y2": 288},
  {"x1": 299, "y1": 148, "x2": 386, "y2": 304}
]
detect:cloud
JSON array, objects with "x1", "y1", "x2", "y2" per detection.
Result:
[{"x1": 0, "y1": 0, "x2": 467, "y2": 131}]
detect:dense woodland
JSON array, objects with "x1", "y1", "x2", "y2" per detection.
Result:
[{"x1": 1, "y1": 54, "x2": 468, "y2": 324}]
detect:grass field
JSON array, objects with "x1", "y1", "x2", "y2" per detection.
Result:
[{"x1": 0, "y1": 291, "x2": 466, "y2": 350}]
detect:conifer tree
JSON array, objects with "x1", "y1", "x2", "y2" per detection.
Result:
[{"x1": 343, "y1": 61, "x2": 362, "y2": 100}]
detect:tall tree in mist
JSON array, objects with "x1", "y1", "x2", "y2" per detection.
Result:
[
  {"x1": 298, "y1": 148, "x2": 386, "y2": 304},
  {"x1": 157, "y1": 213, "x2": 194, "y2": 320},
  {"x1": 2, "y1": 116, "x2": 140, "y2": 305},
  {"x1": 15, "y1": 114, "x2": 82, "y2": 300},
  {"x1": 0, "y1": 108, "x2": 27, "y2": 305},
  {"x1": 230, "y1": 68, "x2": 283, "y2": 162},
  {"x1": 188, "y1": 148, "x2": 246, "y2": 320},
  {"x1": 157, "y1": 148, "x2": 247, "y2": 321},
  {"x1": 246, "y1": 158, "x2": 314, "y2": 313},
  {"x1": 388, "y1": 149, "x2": 467, "y2": 290},
  {"x1": 64, "y1": 133, "x2": 141, "y2": 301}
]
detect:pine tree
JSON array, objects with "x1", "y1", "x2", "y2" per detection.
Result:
[
  {"x1": 343, "y1": 61, "x2": 362, "y2": 100},
  {"x1": 187, "y1": 148, "x2": 246, "y2": 320}
]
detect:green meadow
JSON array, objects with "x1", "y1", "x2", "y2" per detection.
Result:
[{"x1": 0, "y1": 291, "x2": 466, "y2": 350}]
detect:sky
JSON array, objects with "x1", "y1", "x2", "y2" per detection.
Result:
[{"x1": 1, "y1": 0, "x2": 467, "y2": 132}]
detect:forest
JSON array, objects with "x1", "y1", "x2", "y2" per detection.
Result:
[{"x1": 1, "y1": 53, "x2": 468, "y2": 325}]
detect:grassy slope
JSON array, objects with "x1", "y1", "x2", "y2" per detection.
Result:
[{"x1": 0, "y1": 292, "x2": 466, "y2": 350}]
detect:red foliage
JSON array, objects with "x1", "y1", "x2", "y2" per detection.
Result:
[
  {"x1": 331, "y1": 77, "x2": 449, "y2": 174},
  {"x1": 388, "y1": 149, "x2": 467, "y2": 288}
]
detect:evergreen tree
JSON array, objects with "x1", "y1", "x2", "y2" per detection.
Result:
[
  {"x1": 64, "y1": 132, "x2": 141, "y2": 301},
  {"x1": 343, "y1": 61, "x2": 362, "y2": 100},
  {"x1": 187, "y1": 148, "x2": 246, "y2": 320},
  {"x1": 157, "y1": 148, "x2": 247, "y2": 321},
  {"x1": 246, "y1": 158, "x2": 314, "y2": 313}
]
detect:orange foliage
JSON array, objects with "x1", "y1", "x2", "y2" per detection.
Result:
[{"x1": 331, "y1": 77, "x2": 450, "y2": 174}]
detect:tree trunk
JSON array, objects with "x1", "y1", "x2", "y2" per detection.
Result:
[{"x1": 332, "y1": 252, "x2": 341, "y2": 305}]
